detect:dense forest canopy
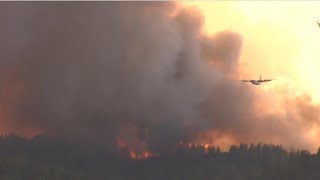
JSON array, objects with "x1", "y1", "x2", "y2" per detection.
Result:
[{"x1": 0, "y1": 134, "x2": 319, "y2": 180}]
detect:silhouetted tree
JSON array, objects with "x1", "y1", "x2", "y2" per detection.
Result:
[{"x1": 0, "y1": 134, "x2": 319, "y2": 179}]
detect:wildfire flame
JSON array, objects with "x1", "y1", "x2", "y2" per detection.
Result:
[
  {"x1": 129, "y1": 151, "x2": 155, "y2": 160},
  {"x1": 116, "y1": 136, "x2": 158, "y2": 160},
  {"x1": 116, "y1": 135, "x2": 222, "y2": 160},
  {"x1": 176, "y1": 140, "x2": 212, "y2": 154}
]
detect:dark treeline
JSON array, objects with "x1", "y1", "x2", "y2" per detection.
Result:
[{"x1": 0, "y1": 134, "x2": 319, "y2": 180}]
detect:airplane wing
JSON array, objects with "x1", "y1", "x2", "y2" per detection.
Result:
[
  {"x1": 241, "y1": 80, "x2": 252, "y2": 82},
  {"x1": 261, "y1": 79, "x2": 275, "y2": 82},
  {"x1": 317, "y1": 21, "x2": 320, "y2": 27}
]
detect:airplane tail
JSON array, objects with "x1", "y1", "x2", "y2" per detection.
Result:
[{"x1": 259, "y1": 75, "x2": 261, "y2": 81}]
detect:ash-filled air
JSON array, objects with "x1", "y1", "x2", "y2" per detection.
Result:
[{"x1": 0, "y1": 2, "x2": 319, "y2": 154}]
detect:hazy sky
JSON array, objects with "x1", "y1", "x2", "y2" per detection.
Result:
[
  {"x1": 182, "y1": 1, "x2": 320, "y2": 152},
  {"x1": 1, "y1": 2, "x2": 320, "y2": 154},
  {"x1": 185, "y1": 1, "x2": 320, "y2": 102}
]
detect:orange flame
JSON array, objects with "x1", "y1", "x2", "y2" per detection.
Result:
[
  {"x1": 129, "y1": 151, "x2": 158, "y2": 160},
  {"x1": 177, "y1": 140, "x2": 213, "y2": 154},
  {"x1": 116, "y1": 136, "x2": 158, "y2": 160}
]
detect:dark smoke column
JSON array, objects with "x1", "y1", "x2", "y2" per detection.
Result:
[{"x1": 0, "y1": 2, "x2": 285, "y2": 154}]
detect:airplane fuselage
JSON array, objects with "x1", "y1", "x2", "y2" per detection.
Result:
[
  {"x1": 251, "y1": 80, "x2": 261, "y2": 85},
  {"x1": 242, "y1": 75, "x2": 274, "y2": 85}
]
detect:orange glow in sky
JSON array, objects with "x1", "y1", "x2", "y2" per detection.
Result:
[
  {"x1": 183, "y1": 1, "x2": 320, "y2": 103},
  {"x1": 181, "y1": 1, "x2": 320, "y2": 152}
]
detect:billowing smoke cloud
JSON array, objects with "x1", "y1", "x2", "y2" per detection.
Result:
[{"x1": 0, "y1": 2, "x2": 319, "y2": 153}]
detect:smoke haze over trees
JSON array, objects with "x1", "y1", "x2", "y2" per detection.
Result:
[
  {"x1": 0, "y1": 134, "x2": 319, "y2": 180},
  {"x1": 0, "y1": 1, "x2": 319, "y2": 155}
]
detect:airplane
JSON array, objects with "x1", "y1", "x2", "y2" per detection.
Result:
[
  {"x1": 241, "y1": 75, "x2": 275, "y2": 85},
  {"x1": 317, "y1": 21, "x2": 320, "y2": 27}
]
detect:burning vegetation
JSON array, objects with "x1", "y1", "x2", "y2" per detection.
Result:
[
  {"x1": 116, "y1": 136, "x2": 159, "y2": 160},
  {"x1": 115, "y1": 135, "x2": 224, "y2": 160},
  {"x1": 0, "y1": 1, "x2": 318, "y2": 159},
  {"x1": 0, "y1": 133, "x2": 320, "y2": 179}
]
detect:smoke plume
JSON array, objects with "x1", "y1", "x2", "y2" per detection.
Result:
[{"x1": 0, "y1": 2, "x2": 319, "y2": 153}]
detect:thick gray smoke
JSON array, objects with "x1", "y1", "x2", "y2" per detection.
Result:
[{"x1": 0, "y1": 2, "x2": 318, "y2": 153}]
